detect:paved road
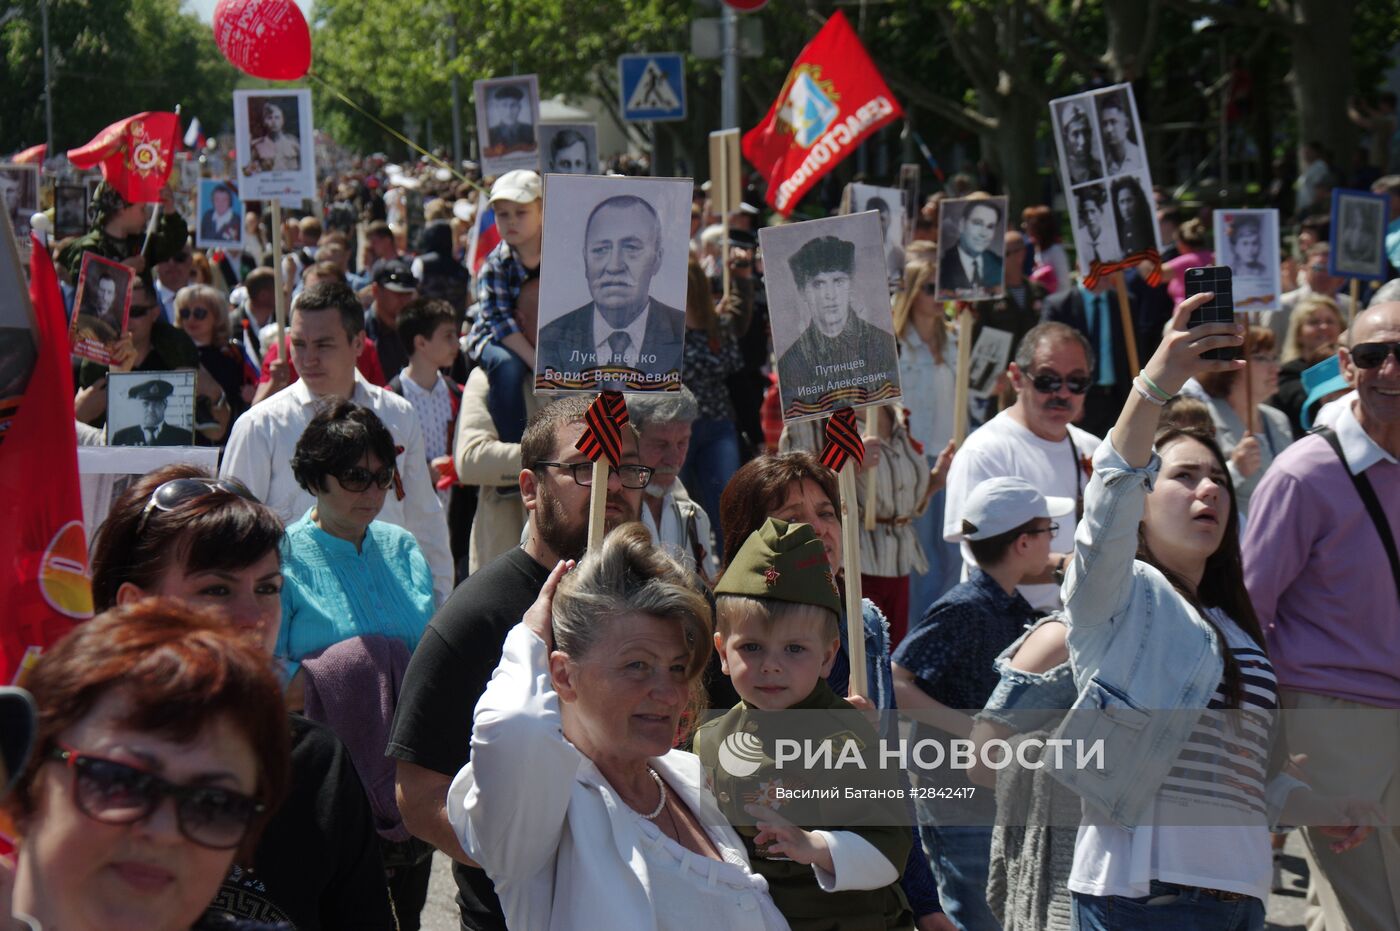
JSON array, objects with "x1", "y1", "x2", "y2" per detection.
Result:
[{"x1": 417, "y1": 832, "x2": 1315, "y2": 930}]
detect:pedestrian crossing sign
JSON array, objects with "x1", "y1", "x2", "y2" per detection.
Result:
[{"x1": 619, "y1": 53, "x2": 687, "y2": 122}]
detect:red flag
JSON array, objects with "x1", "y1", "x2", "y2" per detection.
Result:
[
  {"x1": 739, "y1": 13, "x2": 901, "y2": 218},
  {"x1": 11, "y1": 143, "x2": 45, "y2": 165},
  {"x1": 0, "y1": 235, "x2": 93, "y2": 685},
  {"x1": 67, "y1": 112, "x2": 181, "y2": 204},
  {"x1": 742, "y1": 11, "x2": 903, "y2": 216}
]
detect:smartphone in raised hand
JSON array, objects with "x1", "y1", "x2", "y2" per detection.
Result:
[{"x1": 1183, "y1": 265, "x2": 1238, "y2": 361}]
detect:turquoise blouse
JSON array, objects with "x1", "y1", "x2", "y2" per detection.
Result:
[{"x1": 278, "y1": 510, "x2": 435, "y2": 675}]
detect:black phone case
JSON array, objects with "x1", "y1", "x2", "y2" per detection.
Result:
[{"x1": 1183, "y1": 266, "x2": 1238, "y2": 361}]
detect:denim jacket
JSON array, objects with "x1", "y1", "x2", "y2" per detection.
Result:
[
  {"x1": 977, "y1": 615, "x2": 1079, "y2": 734},
  {"x1": 1051, "y1": 439, "x2": 1304, "y2": 827},
  {"x1": 834, "y1": 597, "x2": 895, "y2": 717}
]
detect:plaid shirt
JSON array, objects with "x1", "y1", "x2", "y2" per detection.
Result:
[{"x1": 465, "y1": 240, "x2": 531, "y2": 359}]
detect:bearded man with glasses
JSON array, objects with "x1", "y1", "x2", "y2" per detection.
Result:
[{"x1": 942, "y1": 322, "x2": 1100, "y2": 612}]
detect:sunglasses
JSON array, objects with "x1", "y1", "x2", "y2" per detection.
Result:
[
  {"x1": 128, "y1": 303, "x2": 156, "y2": 319},
  {"x1": 1350, "y1": 341, "x2": 1400, "y2": 369},
  {"x1": 178, "y1": 306, "x2": 211, "y2": 322},
  {"x1": 533, "y1": 460, "x2": 655, "y2": 490},
  {"x1": 49, "y1": 744, "x2": 263, "y2": 850},
  {"x1": 1030, "y1": 372, "x2": 1091, "y2": 395},
  {"x1": 337, "y1": 465, "x2": 396, "y2": 493},
  {"x1": 136, "y1": 478, "x2": 258, "y2": 537}
]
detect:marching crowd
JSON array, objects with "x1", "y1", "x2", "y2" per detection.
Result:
[{"x1": 1, "y1": 139, "x2": 1398, "y2": 931}]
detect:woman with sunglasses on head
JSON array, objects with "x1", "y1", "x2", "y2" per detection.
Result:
[
  {"x1": 279, "y1": 398, "x2": 434, "y2": 672},
  {"x1": 4, "y1": 599, "x2": 290, "y2": 931},
  {"x1": 90, "y1": 465, "x2": 397, "y2": 929},
  {"x1": 174, "y1": 284, "x2": 253, "y2": 443},
  {"x1": 1059, "y1": 293, "x2": 1373, "y2": 931}
]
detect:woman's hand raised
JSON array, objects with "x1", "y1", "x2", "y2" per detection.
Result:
[
  {"x1": 522, "y1": 559, "x2": 575, "y2": 651},
  {"x1": 1141, "y1": 292, "x2": 1245, "y2": 397}
]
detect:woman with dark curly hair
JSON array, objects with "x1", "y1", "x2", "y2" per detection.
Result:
[{"x1": 1110, "y1": 176, "x2": 1156, "y2": 257}]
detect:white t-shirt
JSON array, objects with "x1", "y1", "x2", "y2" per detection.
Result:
[
  {"x1": 1069, "y1": 611, "x2": 1278, "y2": 903},
  {"x1": 942, "y1": 410, "x2": 1099, "y2": 611}
]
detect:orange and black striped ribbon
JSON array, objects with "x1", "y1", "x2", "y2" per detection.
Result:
[
  {"x1": 819, "y1": 408, "x2": 865, "y2": 471},
  {"x1": 1083, "y1": 250, "x2": 1162, "y2": 289},
  {"x1": 576, "y1": 391, "x2": 630, "y2": 467}
]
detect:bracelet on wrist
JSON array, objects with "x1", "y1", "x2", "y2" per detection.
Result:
[
  {"x1": 1133, "y1": 378, "x2": 1170, "y2": 407},
  {"x1": 1137, "y1": 371, "x2": 1175, "y2": 402}
]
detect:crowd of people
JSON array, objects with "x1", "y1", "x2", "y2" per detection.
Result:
[{"x1": 2, "y1": 122, "x2": 1398, "y2": 931}]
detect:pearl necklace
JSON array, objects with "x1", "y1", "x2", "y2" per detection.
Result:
[{"x1": 638, "y1": 766, "x2": 667, "y2": 820}]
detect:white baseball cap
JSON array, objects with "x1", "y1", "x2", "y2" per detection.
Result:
[
  {"x1": 489, "y1": 170, "x2": 542, "y2": 205},
  {"x1": 946, "y1": 476, "x2": 1075, "y2": 543}
]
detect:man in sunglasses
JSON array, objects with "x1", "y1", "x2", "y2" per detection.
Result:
[
  {"x1": 942, "y1": 322, "x2": 1100, "y2": 612},
  {"x1": 391, "y1": 395, "x2": 646, "y2": 931},
  {"x1": 1243, "y1": 302, "x2": 1400, "y2": 931}
]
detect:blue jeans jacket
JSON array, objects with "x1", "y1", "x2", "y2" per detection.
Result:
[
  {"x1": 832, "y1": 597, "x2": 895, "y2": 717},
  {"x1": 978, "y1": 614, "x2": 1080, "y2": 732},
  {"x1": 1052, "y1": 439, "x2": 1304, "y2": 828}
]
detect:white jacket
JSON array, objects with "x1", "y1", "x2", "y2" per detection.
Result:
[{"x1": 448, "y1": 625, "x2": 789, "y2": 931}]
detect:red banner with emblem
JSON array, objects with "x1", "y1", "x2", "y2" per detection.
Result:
[
  {"x1": 742, "y1": 11, "x2": 903, "y2": 217},
  {"x1": 67, "y1": 112, "x2": 180, "y2": 204}
]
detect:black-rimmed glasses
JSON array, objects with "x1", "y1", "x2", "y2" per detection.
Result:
[
  {"x1": 533, "y1": 460, "x2": 655, "y2": 489},
  {"x1": 336, "y1": 465, "x2": 396, "y2": 493},
  {"x1": 1351, "y1": 341, "x2": 1400, "y2": 369},
  {"x1": 135, "y1": 478, "x2": 258, "y2": 537},
  {"x1": 49, "y1": 744, "x2": 263, "y2": 850}
]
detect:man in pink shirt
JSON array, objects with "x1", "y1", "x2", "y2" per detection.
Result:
[{"x1": 1243, "y1": 302, "x2": 1400, "y2": 931}]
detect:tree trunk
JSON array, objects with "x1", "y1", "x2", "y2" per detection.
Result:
[
  {"x1": 1103, "y1": 0, "x2": 1159, "y2": 81},
  {"x1": 983, "y1": 91, "x2": 1043, "y2": 215},
  {"x1": 1290, "y1": 0, "x2": 1357, "y2": 175}
]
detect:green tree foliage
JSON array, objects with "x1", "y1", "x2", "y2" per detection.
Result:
[{"x1": 0, "y1": 0, "x2": 239, "y2": 153}]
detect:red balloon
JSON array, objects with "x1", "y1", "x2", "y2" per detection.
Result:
[{"x1": 212, "y1": 0, "x2": 311, "y2": 81}]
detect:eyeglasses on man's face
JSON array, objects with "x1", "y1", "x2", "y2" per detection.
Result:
[{"x1": 533, "y1": 460, "x2": 654, "y2": 489}]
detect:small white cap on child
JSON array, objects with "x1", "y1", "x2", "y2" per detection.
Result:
[
  {"x1": 489, "y1": 170, "x2": 542, "y2": 205},
  {"x1": 946, "y1": 476, "x2": 1075, "y2": 542}
]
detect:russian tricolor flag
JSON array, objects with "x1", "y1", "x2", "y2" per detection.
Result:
[{"x1": 467, "y1": 204, "x2": 500, "y2": 276}]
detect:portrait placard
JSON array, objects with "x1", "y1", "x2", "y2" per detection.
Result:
[
  {"x1": 52, "y1": 183, "x2": 88, "y2": 239},
  {"x1": 935, "y1": 196, "x2": 1009, "y2": 302},
  {"x1": 234, "y1": 88, "x2": 316, "y2": 205},
  {"x1": 534, "y1": 174, "x2": 691, "y2": 395},
  {"x1": 68, "y1": 253, "x2": 133, "y2": 365},
  {"x1": 106, "y1": 369, "x2": 197, "y2": 447},
  {"x1": 1329, "y1": 189, "x2": 1389, "y2": 281},
  {"x1": 760, "y1": 211, "x2": 902, "y2": 423},
  {"x1": 966, "y1": 326, "x2": 1015, "y2": 398},
  {"x1": 474, "y1": 75, "x2": 541, "y2": 179},
  {"x1": 898, "y1": 164, "x2": 921, "y2": 242},
  {"x1": 1051, "y1": 83, "x2": 1158, "y2": 278},
  {"x1": 0, "y1": 163, "x2": 40, "y2": 261},
  {"x1": 196, "y1": 179, "x2": 244, "y2": 249},
  {"x1": 1214, "y1": 209, "x2": 1281, "y2": 310},
  {"x1": 179, "y1": 155, "x2": 202, "y2": 192},
  {"x1": 539, "y1": 123, "x2": 599, "y2": 176},
  {"x1": 845, "y1": 183, "x2": 906, "y2": 289}
]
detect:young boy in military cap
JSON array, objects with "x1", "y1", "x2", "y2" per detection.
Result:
[{"x1": 693, "y1": 518, "x2": 914, "y2": 931}]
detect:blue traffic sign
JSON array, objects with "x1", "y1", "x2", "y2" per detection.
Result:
[{"x1": 619, "y1": 53, "x2": 687, "y2": 122}]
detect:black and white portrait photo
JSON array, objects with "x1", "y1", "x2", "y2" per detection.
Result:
[
  {"x1": 1069, "y1": 182, "x2": 1122, "y2": 270},
  {"x1": 759, "y1": 212, "x2": 902, "y2": 422},
  {"x1": 1215, "y1": 209, "x2": 1282, "y2": 309},
  {"x1": 540, "y1": 123, "x2": 598, "y2": 176},
  {"x1": 1330, "y1": 188, "x2": 1389, "y2": 280},
  {"x1": 67, "y1": 252, "x2": 133, "y2": 365},
  {"x1": 234, "y1": 88, "x2": 316, "y2": 204},
  {"x1": 196, "y1": 180, "x2": 244, "y2": 249},
  {"x1": 475, "y1": 75, "x2": 541, "y2": 179},
  {"x1": 1094, "y1": 88, "x2": 1145, "y2": 176},
  {"x1": 936, "y1": 196, "x2": 1008, "y2": 302},
  {"x1": 534, "y1": 175, "x2": 691, "y2": 395},
  {"x1": 847, "y1": 182, "x2": 906, "y2": 288},
  {"x1": 53, "y1": 183, "x2": 87, "y2": 239},
  {"x1": 1053, "y1": 98, "x2": 1103, "y2": 185},
  {"x1": 0, "y1": 163, "x2": 40, "y2": 259},
  {"x1": 107, "y1": 371, "x2": 196, "y2": 447},
  {"x1": 1109, "y1": 174, "x2": 1157, "y2": 256}
]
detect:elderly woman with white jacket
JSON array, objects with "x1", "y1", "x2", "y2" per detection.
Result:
[{"x1": 447, "y1": 524, "x2": 790, "y2": 931}]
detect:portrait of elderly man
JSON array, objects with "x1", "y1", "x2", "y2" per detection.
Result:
[
  {"x1": 938, "y1": 198, "x2": 1004, "y2": 297},
  {"x1": 249, "y1": 100, "x2": 300, "y2": 172},
  {"x1": 111, "y1": 378, "x2": 194, "y2": 447},
  {"x1": 546, "y1": 128, "x2": 592, "y2": 175},
  {"x1": 487, "y1": 84, "x2": 535, "y2": 153},
  {"x1": 536, "y1": 193, "x2": 685, "y2": 385},
  {"x1": 775, "y1": 234, "x2": 899, "y2": 416},
  {"x1": 1057, "y1": 100, "x2": 1103, "y2": 185}
]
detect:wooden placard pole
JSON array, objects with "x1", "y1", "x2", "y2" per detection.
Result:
[
  {"x1": 838, "y1": 462, "x2": 868, "y2": 699},
  {"x1": 709, "y1": 129, "x2": 741, "y2": 302},
  {"x1": 270, "y1": 200, "x2": 287, "y2": 353},
  {"x1": 1241, "y1": 312, "x2": 1256, "y2": 434},
  {"x1": 1349, "y1": 278, "x2": 1360, "y2": 327},
  {"x1": 1111, "y1": 271, "x2": 1140, "y2": 377},
  {"x1": 953, "y1": 305, "x2": 974, "y2": 445},
  {"x1": 863, "y1": 406, "x2": 879, "y2": 532},
  {"x1": 586, "y1": 458, "x2": 611, "y2": 553}
]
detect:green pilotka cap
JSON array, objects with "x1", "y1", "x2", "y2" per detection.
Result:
[{"x1": 714, "y1": 518, "x2": 841, "y2": 615}]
